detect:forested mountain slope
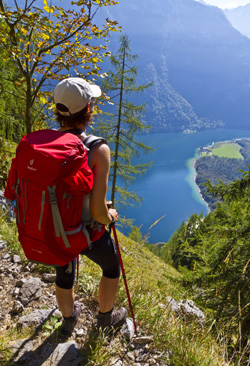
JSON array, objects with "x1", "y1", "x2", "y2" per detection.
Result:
[
  {"x1": 99, "y1": 0, "x2": 250, "y2": 132},
  {"x1": 159, "y1": 168, "x2": 250, "y2": 363}
]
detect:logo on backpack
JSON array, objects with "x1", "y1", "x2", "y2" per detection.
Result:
[{"x1": 27, "y1": 159, "x2": 36, "y2": 171}]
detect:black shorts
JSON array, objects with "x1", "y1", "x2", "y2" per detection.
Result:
[{"x1": 55, "y1": 230, "x2": 121, "y2": 289}]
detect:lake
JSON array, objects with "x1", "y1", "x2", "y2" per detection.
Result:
[{"x1": 121, "y1": 128, "x2": 250, "y2": 243}]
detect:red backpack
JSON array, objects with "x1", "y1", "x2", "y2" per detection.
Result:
[{"x1": 5, "y1": 129, "x2": 104, "y2": 266}]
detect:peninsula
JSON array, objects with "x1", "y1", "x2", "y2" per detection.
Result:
[{"x1": 194, "y1": 139, "x2": 250, "y2": 210}]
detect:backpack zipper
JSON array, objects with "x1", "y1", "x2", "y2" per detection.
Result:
[{"x1": 38, "y1": 191, "x2": 46, "y2": 231}]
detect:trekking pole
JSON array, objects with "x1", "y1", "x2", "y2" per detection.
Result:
[{"x1": 111, "y1": 224, "x2": 138, "y2": 334}]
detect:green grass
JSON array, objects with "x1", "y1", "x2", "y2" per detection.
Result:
[
  {"x1": 211, "y1": 143, "x2": 244, "y2": 160},
  {"x1": 0, "y1": 214, "x2": 233, "y2": 365},
  {"x1": 201, "y1": 150, "x2": 212, "y2": 157}
]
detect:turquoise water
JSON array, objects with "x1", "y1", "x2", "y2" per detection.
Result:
[{"x1": 121, "y1": 129, "x2": 250, "y2": 243}]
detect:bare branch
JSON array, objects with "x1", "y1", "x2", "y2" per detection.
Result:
[
  {"x1": 106, "y1": 93, "x2": 120, "y2": 100},
  {"x1": 11, "y1": 0, "x2": 36, "y2": 27},
  {"x1": 0, "y1": 0, "x2": 5, "y2": 13},
  {"x1": 24, "y1": 0, "x2": 36, "y2": 12},
  {"x1": 31, "y1": 74, "x2": 47, "y2": 106},
  {"x1": 27, "y1": 27, "x2": 34, "y2": 56},
  {"x1": 14, "y1": 0, "x2": 19, "y2": 11},
  {"x1": 31, "y1": 102, "x2": 49, "y2": 125}
]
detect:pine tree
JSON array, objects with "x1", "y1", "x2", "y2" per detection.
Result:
[
  {"x1": 94, "y1": 34, "x2": 153, "y2": 208},
  {"x1": 175, "y1": 170, "x2": 250, "y2": 351}
]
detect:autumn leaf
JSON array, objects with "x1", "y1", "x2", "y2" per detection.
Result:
[
  {"x1": 43, "y1": 5, "x2": 54, "y2": 13},
  {"x1": 91, "y1": 57, "x2": 99, "y2": 63},
  {"x1": 39, "y1": 96, "x2": 47, "y2": 104},
  {"x1": 21, "y1": 28, "x2": 28, "y2": 35},
  {"x1": 41, "y1": 33, "x2": 50, "y2": 40}
]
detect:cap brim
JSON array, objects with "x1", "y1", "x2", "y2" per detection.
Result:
[{"x1": 89, "y1": 84, "x2": 102, "y2": 98}]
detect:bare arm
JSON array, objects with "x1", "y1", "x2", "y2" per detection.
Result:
[{"x1": 89, "y1": 143, "x2": 118, "y2": 224}]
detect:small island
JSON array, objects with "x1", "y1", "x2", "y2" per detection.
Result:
[{"x1": 194, "y1": 139, "x2": 250, "y2": 210}]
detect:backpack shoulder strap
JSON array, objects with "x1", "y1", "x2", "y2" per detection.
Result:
[
  {"x1": 83, "y1": 134, "x2": 107, "y2": 148},
  {"x1": 82, "y1": 135, "x2": 107, "y2": 169}
]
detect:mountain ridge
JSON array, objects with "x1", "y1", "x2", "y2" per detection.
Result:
[
  {"x1": 224, "y1": 4, "x2": 250, "y2": 38},
  {"x1": 98, "y1": 0, "x2": 250, "y2": 132}
]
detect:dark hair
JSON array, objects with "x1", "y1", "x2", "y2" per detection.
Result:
[{"x1": 55, "y1": 103, "x2": 93, "y2": 128}]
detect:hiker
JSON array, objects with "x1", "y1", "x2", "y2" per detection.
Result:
[{"x1": 53, "y1": 77, "x2": 127, "y2": 336}]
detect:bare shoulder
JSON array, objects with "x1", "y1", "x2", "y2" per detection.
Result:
[{"x1": 92, "y1": 143, "x2": 110, "y2": 165}]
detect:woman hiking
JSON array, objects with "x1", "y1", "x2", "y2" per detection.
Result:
[{"x1": 53, "y1": 77, "x2": 127, "y2": 336}]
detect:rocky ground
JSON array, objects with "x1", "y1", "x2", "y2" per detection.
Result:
[{"x1": 0, "y1": 240, "x2": 169, "y2": 366}]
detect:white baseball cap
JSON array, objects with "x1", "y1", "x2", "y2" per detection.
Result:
[{"x1": 54, "y1": 77, "x2": 102, "y2": 116}]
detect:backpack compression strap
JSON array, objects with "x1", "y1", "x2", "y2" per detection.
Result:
[{"x1": 47, "y1": 185, "x2": 71, "y2": 248}]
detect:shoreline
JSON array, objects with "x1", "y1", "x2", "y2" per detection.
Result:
[
  {"x1": 188, "y1": 136, "x2": 250, "y2": 213},
  {"x1": 185, "y1": 154, "x2": 210, "y2": 214},
  {"x1": 201, "y1": 137, "x2": 250, "y2": 150}
]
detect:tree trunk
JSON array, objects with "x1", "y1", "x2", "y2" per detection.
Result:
[
  {"x1": 25, "y1": 77, "x2": 32, "y2": 133},
  {"x1": 111, "y1": 46, "x2": 126, "y2": 206}
]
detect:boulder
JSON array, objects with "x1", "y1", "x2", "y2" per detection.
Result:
[{"x1": 18, "y1": 277, "x2": 42, "y2": 305}]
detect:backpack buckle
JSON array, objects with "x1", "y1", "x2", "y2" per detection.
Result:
[{"x1": 47, "y1": 186, "x2": 57, "y2": 205}]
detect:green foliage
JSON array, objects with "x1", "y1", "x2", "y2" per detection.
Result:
[
  {"x1": 94, "y1": 34, "x2": 153, "y2": 209},
  {"x1": 162, "y1": 168, "x2": 250, "y2": 358},
  {"x1": 160, "y1": 213, "x2": 205, "y2": 271},
  {"x1": 211, "y1": 142, "x2": 244, "y2": 159},
  {"x1": 0, "y1": 338, "x2": 12, "y2": 366},
  {"x1": 128, "y1": 224, "x2": 162, "y2": 252},
  {"x1": 128, "y1": 224, "x2": 143, "y2": 243},
  {"x1": 0, "y1": 213, "x2": 25, "y2": 262},
  {"x1": 0, "y1": 0, "x2": 120, "y2": 133},
  {"x1": 42, "y1": 315, "x2": 61, "y2": 337},
  {"x1": 146, "y1": 242, "x2": 162, "y2": 257},
  {"x1": 0, "y1": 139, "x2": 16, "y2": 189},
  {"x1": 78, "y1": 272, "x2": 98, "y2": 296},
  {"x1": 0, "y1": 32, "x2": 26, "y2": 141}
]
